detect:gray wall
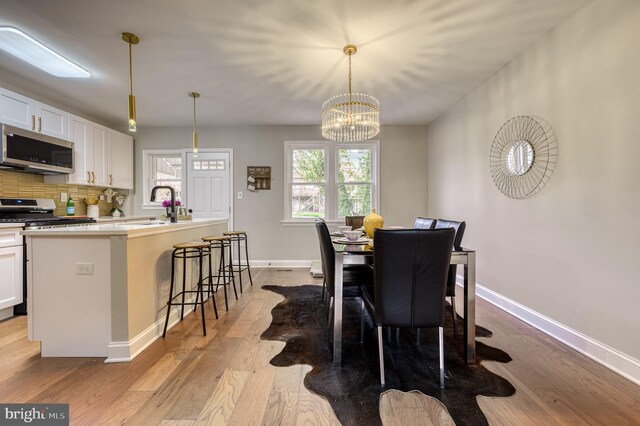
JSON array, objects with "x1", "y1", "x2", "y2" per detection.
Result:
[
  {"x1": 427, "y1": 0, "x2": 640, "y2": 362},
  {"x1": 132, "y1": 125, "x2": 428, "y2": 262}
]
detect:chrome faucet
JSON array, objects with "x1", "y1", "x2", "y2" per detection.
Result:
[{"x1": 150, "y1": 186, "x2": 177, "y2": 223}]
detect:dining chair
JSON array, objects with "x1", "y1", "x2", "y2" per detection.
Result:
[
  {"x1": 361, "y1": 228, "x2": 455, "y2": 388},
  {"x1": 434, "y1": 219, "x2": 466, "y2": 335},
  {"x1": 413, "y1": 217, "x2": 437, "y2": 229},
  {"x1": 345, "y1": 215, "x2": 365, "y2": 229},
  {"x1": 315, "y1": 219, "x2": 372, "y2": 330}
]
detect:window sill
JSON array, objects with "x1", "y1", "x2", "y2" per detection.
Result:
[
  {"x1": 280, "y1": 219, "x2": 343, "y2": 227},
  {"x1": 141, "y1": 205, "x2": 165, "y2": 210}
]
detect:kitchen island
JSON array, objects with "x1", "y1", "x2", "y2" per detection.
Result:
[{"x1": 22, "y1": 218, "x2": 229, "y2": 362}]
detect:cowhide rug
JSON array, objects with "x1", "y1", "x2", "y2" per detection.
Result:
[{"x1": 261, "y1": 285, "x2": 515, "y2": 425}]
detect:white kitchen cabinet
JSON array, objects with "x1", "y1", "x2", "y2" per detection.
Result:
[
  {"x1": 47, "y1": 114, "x2": 109, "y2": 187},
  {"x1": 0, "y1": 227, "x2": 23, "y2": 310},
  {"x1": 108, "y1": 130, "x2": 134, "y2": 189},
  {"x1": 0, "y1": 87, "x2": 67, "y2": 139},
  {"x1": 0, "y1": 87, "x2": 33, "y2": 129}
]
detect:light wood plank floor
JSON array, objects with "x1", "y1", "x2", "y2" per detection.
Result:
[{"x1": 1, "y1": 268, "x2": 639, "y2": 425}]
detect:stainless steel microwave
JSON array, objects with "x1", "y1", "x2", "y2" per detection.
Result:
[{"x1": 0, "y1": 123, "x2": 74, "y2": 174}]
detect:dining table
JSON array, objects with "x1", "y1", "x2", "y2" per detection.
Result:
[{"x1": 331, "y1": 235, "x2": 476, "y2": 367}]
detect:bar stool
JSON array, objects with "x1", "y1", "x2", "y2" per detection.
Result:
[
  {"x1": 202, "y1": 235, "x2": 238, "y2": 311},
  {"x1": 223, "y1": 231, "x2": 253, "y2": 293},
  {"x1": 162, "y1": 241, "x2": 218, "y2": 338}
]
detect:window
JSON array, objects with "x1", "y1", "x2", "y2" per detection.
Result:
[
  {"x1": 142, "y1": 150, "x2": 183, "y2": 208},
  {"x1": 284, "y1": 141, "x2": 379, "y2": 222}
]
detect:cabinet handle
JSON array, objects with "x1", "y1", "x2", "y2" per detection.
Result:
[
  {"x1": 91, "y1": 171, "x2": 95, "y2": 184},
  {"x1": 109, "y1": 174, "x2": 112, "y2": 186},
  {"x1": 31, "y1": 115, "x2": 36, "y2": 131},
  {"x1": 87, "y1": 171, "x2": 91, "y2": 183},
  {"x1": 38, "y1": 116, "x2": 42, "y2": 132}
]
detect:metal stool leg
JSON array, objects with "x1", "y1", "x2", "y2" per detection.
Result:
[
  {"x1": 236, "y1": 235, "x2": 243, "y2": 293},
  {"x1": 227, "y1": 241, "x2": 238, "y2": 299},
  {"x1": 162, "y1": 249, "x2": 177, "y2": 337},
  {"x1": 243, "y1": 234, "x2": 253, "y2": 286},
  {"x1": 206, "y1": 248, "x2": 218, "y2": 320},
  {"x1": 181, "y1": 250, "x2": 187, "y2": 320},
  {"x1": 218, "y1": 242, "x2": 229, "y2": 311},
  {"x1": 198, "y1": 248, "x2": 207, "y2": 335}
]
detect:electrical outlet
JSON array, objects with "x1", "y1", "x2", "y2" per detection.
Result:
[
  {"x1": 237, "y1": 191, "x2": 243, "y2": 200},
  {"x1": 61, "y1": 193, "x2": 68, "y2": 202},
  {"x1": 75, "y1": 263, "x2": 94, "y2": 275},
  {"x1": 99, "y1": 195, "x2": 105, "y2": 201}
]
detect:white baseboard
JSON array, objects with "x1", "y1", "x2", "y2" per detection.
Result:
[
  {"x1": 106, "y1": 296, "x2": 198, "y2": 363},
  {"x1": 0, "y1": 307, "x2": 13, "y2": 321},
  {"x1": 236, "y1": 260, "x2": 312, "y2": 268},
  {"x1": 458, "y1": 276, "x2": 640, "y2": 386}
]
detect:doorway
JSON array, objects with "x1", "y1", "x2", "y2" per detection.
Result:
[{"x1": 185, "y1": 150, "x2": 233, "y2": 230}]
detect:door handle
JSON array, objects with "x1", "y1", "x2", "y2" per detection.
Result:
[
  {"x1": 91, "y1": 171, "x2": 95, "y2": 184},
  {"x1": 87, "y1": 171, "x2": 91, "y2": 183},
  {"x1": 31, "y1": 115, "x2": 36, "y2": 131},
  {"x1": 109, "y1": 174, "x2": 112, "y2": 186},
  {"x1": 38, "y1": 116, "x2": 42, "y2": 132}
]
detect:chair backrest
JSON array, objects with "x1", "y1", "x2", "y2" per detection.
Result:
[
  {"x1": 413, "y1": 217, "x2": 437, "y2": 229},
  {"x1": 434, "y1": 219, "x2": 466, "y2": 250},
  {"x1": 315, "y1": 219, "x2": 336, "y2": 296},
  {"x1": 434, "y1": 219, "x2": 466, "y2": 297},
  {"x1": 345, "y1": 216, "x2": 365, "y2": 229},
  {"x1": 372, "y1": 228, "x2": 454, "y2": 328}
]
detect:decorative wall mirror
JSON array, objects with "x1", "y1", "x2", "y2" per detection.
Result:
[{"x1": 490, "y1": 116, "x2": 558, "y2": 199}]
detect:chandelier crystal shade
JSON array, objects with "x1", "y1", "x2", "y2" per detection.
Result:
[{"x1": 322, "y1": 45, "x2": 379, "y2": 141}]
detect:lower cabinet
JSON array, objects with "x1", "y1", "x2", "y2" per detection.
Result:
[{"x1": 0, "y1": 242, "x2": 23, "y2": 310}]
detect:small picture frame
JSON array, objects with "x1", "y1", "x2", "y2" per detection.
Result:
[{"x1": 247, "y1": 166, "x2": 271, "y2": 191}]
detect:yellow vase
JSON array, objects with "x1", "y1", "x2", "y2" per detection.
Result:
[{"x1": 363, "y1": 209, "x2": 384, "y2": 238}]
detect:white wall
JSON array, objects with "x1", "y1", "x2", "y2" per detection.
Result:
[
  {"x1": 427, "y1": 0, "x2": 640, "y2": 367},
  {"x1": 132, "y1": 125, "x2": 428, "y2": 262}
]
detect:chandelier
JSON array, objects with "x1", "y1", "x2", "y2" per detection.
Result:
[{"x1": 322, "y1": 45, "x2": 380, "y2": 141}]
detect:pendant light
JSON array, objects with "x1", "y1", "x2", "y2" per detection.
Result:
[
  {"x1": 122, "y1": 32, "x2": 139, "y2": 132},
  {"x1": 189, "y1": 92, "x2": 200, "y2": 157},
  {"x1": 322, "y1": 45, "x2": 379, "y2": 141}
]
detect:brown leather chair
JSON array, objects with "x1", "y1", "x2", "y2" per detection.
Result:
[
  {"x1": 361, "y1": 228, "x2": 455, "y2": 388},
  {"x1": 413, "y1": 217, "x2": 437, "y2": 229},
  {"x1": 434, "y1": 219, "x2": 466, "y2": 334}
]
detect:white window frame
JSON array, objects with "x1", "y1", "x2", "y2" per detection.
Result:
[
  {"x1": 142, "y1": 149, "x2": 184, "y2": 209},
  {"x1": 283, "y1": 140, "x2": 379, "y2": 224}
]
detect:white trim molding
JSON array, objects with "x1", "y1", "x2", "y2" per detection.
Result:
[
  {"x1": 458, "y1": 276, "x2": 640, "y2": 386},
  {"x1": 106, "y1": 296, "x2": 198, "y2": 363},
  {"x1": 239, "y1": 260, "x2": 312, "y2": 268}
]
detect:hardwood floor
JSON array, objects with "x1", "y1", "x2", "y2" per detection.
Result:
[{"x1": 1, "y1": 268, "x2": 639, "y2": 425}]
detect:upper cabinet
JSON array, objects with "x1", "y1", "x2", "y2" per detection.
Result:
[
  {"x1": 0, "y1": 87, "x2": 67, "y2": 139},
  {"x1": 2, "y1": 85, "x2": 136, "y2": 191},
  {"x1": 108, "y1": 130, "x2": 134, "y2": 190},
  {"x1": 46, "y1": 115, "x2": 133, "y2": 190}
]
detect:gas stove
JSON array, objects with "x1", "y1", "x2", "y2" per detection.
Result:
[{"x1": 0, "y1": 197, "x2": 96, "y2": 228}]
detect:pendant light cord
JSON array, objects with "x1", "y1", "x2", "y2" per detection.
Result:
[{"x1": 348, "y1": 52, "x2": 353, "y2": 117}]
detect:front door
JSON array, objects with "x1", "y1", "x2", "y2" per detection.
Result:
[{"x1": 186, "y1": 151, "x2": 232, "y2": 226}]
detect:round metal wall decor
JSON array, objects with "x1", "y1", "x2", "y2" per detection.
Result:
[{"x1": 490, "y1": 115, "x2": 558, "y2": 199}]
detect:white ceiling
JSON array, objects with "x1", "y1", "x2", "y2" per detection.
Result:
[{"x1": 0, "y1": 0, "x2": 589, "y2": 128}]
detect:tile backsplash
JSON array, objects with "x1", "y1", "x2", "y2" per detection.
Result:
[{"x1": 0, "y1": 170, "x2": 125, "y2": 216}]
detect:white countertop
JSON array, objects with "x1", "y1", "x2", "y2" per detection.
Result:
[
  {"x1": 22, "y1": 217, "x2": 229, "y2": 238},
  {"x1": 0, "y1": 222, "x2": 25, "y2": 229},
  {"x1": 94, "y1": 215, "x2": 156, "y2": 223}
]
